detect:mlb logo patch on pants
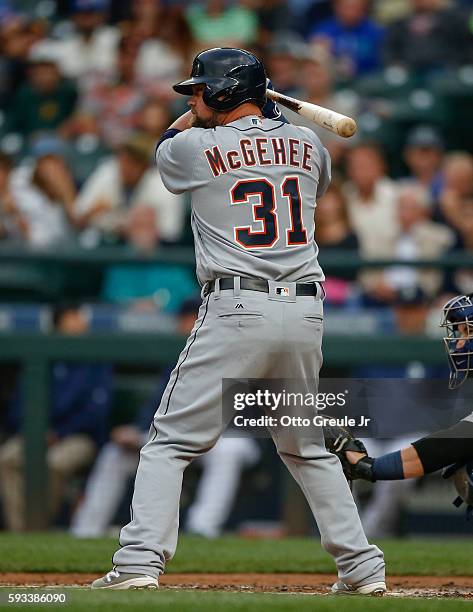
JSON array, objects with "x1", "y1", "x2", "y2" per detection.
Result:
[{"x1": 276, "y1": 287, "x2": 289, "y2": 296}]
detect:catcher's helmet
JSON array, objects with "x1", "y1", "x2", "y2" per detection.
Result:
[
  {"x1": 173, "y1": 47, "x2": 267, "y2": 112},
  {"x1": 440, "y1": 293, "x2": 473, "y2": 389}
]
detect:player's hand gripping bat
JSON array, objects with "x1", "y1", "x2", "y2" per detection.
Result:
[{"x1": 266, "y1": 90, "x2": 357, "y2": 138}]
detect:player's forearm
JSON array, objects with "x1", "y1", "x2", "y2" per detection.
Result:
[
  {"x1": 167, "y1": 111, "x2": 194, "y2": 132},
  {"x1": 155, "y1": 111, "x2": 194, "y2": 154},
  {"x1": 400, "y1": 446, "x2": 425, "y2": 478},
  {"x1": 352, "y1": 419, "x2": 473, "y2": 481},
  {"x1": 346, "y1": 445, "x2": 424, "y2": 481},
  {"x1": 411, "y1": 420, "x2": 473, "y2": 474}
]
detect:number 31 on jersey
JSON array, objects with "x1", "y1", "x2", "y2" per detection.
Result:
[{"x1": 231, "y1": 177, "x2": 308, "y2": 249}]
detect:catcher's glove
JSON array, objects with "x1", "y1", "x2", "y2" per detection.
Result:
[{"x1": 323, "y1": 419, "x2": 376, "y2": 482}]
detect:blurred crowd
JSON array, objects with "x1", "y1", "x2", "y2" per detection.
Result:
[
  {"x1": 0, "y1": 0, "x2": 471, "y2": 322},
  {"x1": 1, "y1": 0, "x2": 472, "y2": 535}
]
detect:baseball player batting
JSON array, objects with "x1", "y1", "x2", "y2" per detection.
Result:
[
  {"x1": 326, "y1": 293, "x2": 473, "y2": 515},
  {"x1": 92, "y1": 47, "x2": 386, "y2": 594}
]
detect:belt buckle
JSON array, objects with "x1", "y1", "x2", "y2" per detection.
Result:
[{"x1": 268, "y1": 280, "x2": 297, "y2": 302}]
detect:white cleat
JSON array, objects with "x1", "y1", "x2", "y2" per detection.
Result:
[
  {"x1": 331, "y1": 580, "x2": 387, "y2": 596},
  {"x1": 91, "y1": 569, "x2": 158, "y2": 590}
]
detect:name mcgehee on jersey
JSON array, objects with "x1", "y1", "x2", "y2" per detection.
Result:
[{"x1": 204, "y1": 137, "x2": 315, "y2": 178}]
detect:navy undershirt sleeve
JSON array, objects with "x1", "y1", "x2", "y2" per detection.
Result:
[
  {"x1": 155, "y1": 128, "x2": 182, "y2": 154},
  {"x1": 372, "y1": 451, "x2": 405, "y2": 480}
]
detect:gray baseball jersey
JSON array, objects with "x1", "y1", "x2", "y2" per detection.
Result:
[
  {"x1": 156, "y1": 117, "x2": 330, "y2": 285},
  {"x1": 111, "y1": 115, "x2": 385, "y2": 585}
]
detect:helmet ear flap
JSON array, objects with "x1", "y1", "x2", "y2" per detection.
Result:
[
  {"x1": 204, "y1": 82, "x2": 239, "y2": 111},
  {"x1": 202, "y1": 83, "x2": 214, "y2": 108}
]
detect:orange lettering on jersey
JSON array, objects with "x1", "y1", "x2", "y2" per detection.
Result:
[
  {"x1": 288, "y1": 139, "x2": 301, "y2": 167},
  {"x1": 205, "y1": 146, "x2": 228, "y2": 177},
  {"x1": 240, "y1": 139, "x2": 257, "y2": 166},
  {"x1": 255, "y1": 138, "x2": 271, "y2": 166},
  {"x1": 227, "y1": 150, "x2": 242, "y2": 169},
  {"x1": 271, "y1": 137, "x2": 287, "y2": 165},
  {"x1": 302, "y1": 142, "x2": 313, "y2": 171}
]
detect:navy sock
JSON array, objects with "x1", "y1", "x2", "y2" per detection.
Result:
[{"x1": 372, "y1": 450, "x2": 404, "y2": 480}]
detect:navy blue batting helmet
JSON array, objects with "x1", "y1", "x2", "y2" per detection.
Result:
[
  {"x1": 173, "y1": 47, "x2": 267, "y2": 112},
  {"x1": 440, "y1": 293, "x2": 473, "y2": 389}
]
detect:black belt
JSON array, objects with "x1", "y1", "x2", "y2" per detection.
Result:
[{"x1": 205, "y1": 278, "x2": 323, "y2": 297}]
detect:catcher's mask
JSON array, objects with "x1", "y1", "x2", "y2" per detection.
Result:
[
  {"x1": 440, "y1": 293, "x2": 473, "y2": 389},
  {"x1": 173, "y1": 47, "x2": 267, "y2": 112}
]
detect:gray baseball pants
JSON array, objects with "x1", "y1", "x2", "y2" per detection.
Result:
[{"x1": 112, "y1": 279, "x2": 385, "y2": 585}]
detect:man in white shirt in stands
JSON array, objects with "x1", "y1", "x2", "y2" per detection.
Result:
[{"x1": 74, "y1": 134, "x2": 184, "y2": 243}]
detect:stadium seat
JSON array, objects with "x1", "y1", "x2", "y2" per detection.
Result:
[
  {"x1": 352, "y1": 67, "x2": 420, "y2": 99},
  {"x1": 430, "y1": 67, "x2": 473, "y2": 152},
  {"x1": 0, "y1": 264, "x2": 64, "y2": 301},
  {"x1": 388, "y1": 89, "x2": 449, "y2": 126},
  {"x1": 0, "y1": 303, "x2": 49, "y2": 332}
]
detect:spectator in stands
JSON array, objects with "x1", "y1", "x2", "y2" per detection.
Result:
[
  {"x1": 5, "y1": 45, "x2": 78, "y2": 138},
  {"x1": 315, "y1": 182, "x2": 359, "y2": 252},
  {"x1": 344, "y1": 142, "x2": 399, "y2": 307},
  {"x1": 0, "y1": 152, "x2": 29, "y2": 241},
  {"x1": 124, "y1": 0, "x2": 163, "y2": 40},
  {"x1": 315, "y1": 182, "x2": 359, "y2": 303},
  {"x1": 308, "y1": 0, "x2": 384, "y2": 78},
  {"x1": 75, "y1": 133, "x2": 184, "y2": 244},
  {"x1": 70, "y1": 297, "x2": 260, "y2": 537},
  {"x1": 438, "y1": 152, "x2": 473, "y2": 233},
  {"x1": 59, "y1": 112, "x2": 110, "y2": 188},
  {"x1": 446, "y1": 196, "x2": 473, "y2": 297},
  {"x1": 0, "y1": 13, "x2": 48, "y2": 108},
  {"x1": 43, "y1": 0, "x2": 120, "y2": 85},
  {"x1": 384, "y1": 0, "x2": 473, "y2": 74},
  {"x1": 285, "y1": 46, "x2": 359, "y2": 166},
  {"x1": 11, "y1": 136, "x2": 80, "y2": 248},
  {"x1": 122, "y1": 0, "x2": 190, "y2": 91},
  {"x1": 392, "y1": 292, "x2": 430, "y2": 335},
  {"x1": 292, "y1": 0, "x2": 332, "y2": 38},
  {"x1": 135, "y1": 99, "x2": 171, "y2": 157},
  {"x1": 344, "y1": 142, "x2": 398, "y2": 259},
  {"x1": 101, "y1": 204, "x2": 196, "y2": 312},
  {"x1": 79, "y1": 35, "x2": 144, "y2": 146},
  {"x1": 403, "y1": 125, "x2": 445, "y2": 201},
  {"x1": 185, "y1": 0, "x2": 258, "y2": 52},
  {"x1": 157, "y1": 5, "x2": 194, "y2": 68},
  {"x1": 265, "y1": 34, "x2": 305, "y2": 96},
  {"x1": 0, "y1": 304, "x2": 113, "y2": 531},
  {"x1": 362, "y1": 183, "x2": 454, "y2": 307},
  {"x1": 253, "y1": 0, "x2": 288, "y2": 46},
  {"x1": 372, "y1": 0, "x2": 412, "y2": 24}
]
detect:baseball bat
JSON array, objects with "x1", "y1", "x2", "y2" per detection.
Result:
[{"x1": 266, "y1": 90, "x2": 357, "y2": 138}]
